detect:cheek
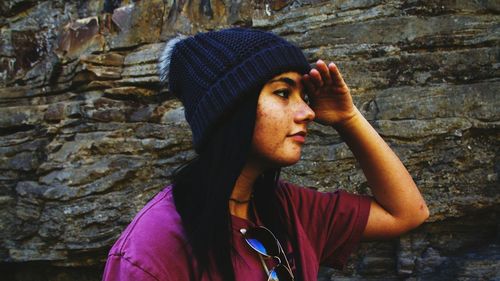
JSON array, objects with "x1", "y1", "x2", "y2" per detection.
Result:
[
  {"x1": 257, "y1": 110, "x2": 282, "y2": 132},
  {"x1": 252, "y1": 103, "x2": 287, "y2": 152}
]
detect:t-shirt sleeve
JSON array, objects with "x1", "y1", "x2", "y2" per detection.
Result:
[{"x1": 278, "y1": 181, "x2": 371, "y2": 269}]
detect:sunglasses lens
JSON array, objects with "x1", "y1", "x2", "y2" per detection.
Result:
[
  {"x1": 242, "y1": 227, "x2": 295, "y2": 281},
  {"x1": 268, "y1": 269, "x2": 279, "y2": 281},
  {"x1": 245, "y1": 228, "x2": 280, "y2": 256},
  {"x1": 246, "y1": 237, "x2": 269, "y2": 256},
  {"x1": 268, "y1": 264, "x2": 294, "y2": 281}
]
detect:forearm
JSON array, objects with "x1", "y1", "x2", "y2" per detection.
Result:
[{"x1": 335, "y1": 107, "x2": 429, "y2": 228}]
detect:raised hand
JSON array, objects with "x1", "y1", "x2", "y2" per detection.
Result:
[{"x1": 302, "y1": 60, "x2": 357, "y2": 127}]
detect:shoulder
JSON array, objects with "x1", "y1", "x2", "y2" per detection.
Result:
[
  {"x1": 276, "y1": 179, "x2": 334, "y2": 196},
  {"x1": 274, "y1": 179, "x2": 326, "y2": 217},
  {"x1": 275, "y1": 179, "x2": 312, "y2": 198},
  {"x1": 276, "y1": 179, "x2": 370, "y2": 205},
  {"x1": 111, "y1": 185, "x2": 186, "y2": 254},
  {"x1": 275, "y1": 179, "x2": 338, "y2": 205},
  {"x1": 275, "y1": 179, "x2": 371, "y2": 226},
  {"x1": 105, "y1": 185, "x2": 191, "y2": 280}
]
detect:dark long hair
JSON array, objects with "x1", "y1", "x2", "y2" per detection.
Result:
[{"x1": 171, "y1": 92, "x2": 291, "y2": 280}]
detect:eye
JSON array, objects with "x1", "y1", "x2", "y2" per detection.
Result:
[{"x1": 274, "y1": 89, "x2": 290, "y2": 99}]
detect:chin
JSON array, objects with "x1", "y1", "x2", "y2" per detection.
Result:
[
  {"x1": 251, "y1": 146, "x2": 302, "y2": 169},
  {"x1": 270, "y1": 153, "x2": 302, "y2": 168}
]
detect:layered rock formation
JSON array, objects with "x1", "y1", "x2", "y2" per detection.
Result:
[{"x1": 1, "y1": 0, "x2": 498, "y2": 280}]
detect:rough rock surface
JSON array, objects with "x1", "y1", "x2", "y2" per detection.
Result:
[{"x1": 0, "y1": 0, "x2": 499, "y2": 280}]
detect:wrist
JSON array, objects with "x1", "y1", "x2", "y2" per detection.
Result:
[{"x1": 332, "y1": 106, "x2": 363, "y2": 132}]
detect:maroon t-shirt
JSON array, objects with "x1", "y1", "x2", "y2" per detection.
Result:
[{"x1": 103, "y1": 180, "x2": 371, "y2": 281}]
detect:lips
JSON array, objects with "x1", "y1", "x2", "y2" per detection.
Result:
[{"x1": 288, "y1": 131, "x2": 307, "y2": 143}]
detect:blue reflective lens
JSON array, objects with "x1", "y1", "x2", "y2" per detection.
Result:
[
  {"x1": 247, "y1": 238, "x2": 268, "y2": 255},
  {"x1": 268, "y1": 270, "x2": 278, "y2": 281}
]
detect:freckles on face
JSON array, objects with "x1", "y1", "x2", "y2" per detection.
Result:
[
  {"x1": 252, "y1": 101, "x2": 297, "y2": 168},
  {"x1": 250, "y1": 72, "x2": 313, "y2": 169}
]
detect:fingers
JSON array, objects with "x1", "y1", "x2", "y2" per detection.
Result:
[
  {"x1": 305, "y1": 60, "x2": 343, "y2": 88},
  {"x1": 309, "y1": 68, "x2": 323, "y2": 88},
  {"x1": 328, "y1": 62, "x2": 347, "y2": 88},
  {"x1": 302, "y1": 74, "x2": 316, "y2": 97},
  {"x1": 302, "y1": 59, "x2": 347, "y2": 97},
  {"x1": 315, "y1": 59, "x2": 333, "y2": 85}
]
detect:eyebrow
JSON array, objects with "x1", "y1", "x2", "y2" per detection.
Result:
[{"x1": 268, "y1": 77, "x2": 297, "y2": 87}]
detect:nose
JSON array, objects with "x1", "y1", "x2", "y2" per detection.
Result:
[{"x1": 294, "y1": 99, "x2": 315, "y2": 123}]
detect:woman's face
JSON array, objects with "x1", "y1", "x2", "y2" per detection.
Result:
[{"x1": 249, "y1": 71, "x2": 315, "y2": 169}]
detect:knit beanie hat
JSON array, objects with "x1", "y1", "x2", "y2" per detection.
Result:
[{"x1": 158, "y1": 28, "x2": 311, "y2": 153}]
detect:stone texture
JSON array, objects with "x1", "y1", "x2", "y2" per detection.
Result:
[{"x1": 0, "y1": 0, "x2": 499, "y2": 280}]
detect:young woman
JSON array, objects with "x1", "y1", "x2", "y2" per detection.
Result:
[{"x1": 102, "y1": 28, "x2": 429, "y2": 281}]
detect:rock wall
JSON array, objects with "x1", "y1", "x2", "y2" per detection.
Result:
[{"x1": 1, "y1": 0, "x2": 499, "y2": 280}]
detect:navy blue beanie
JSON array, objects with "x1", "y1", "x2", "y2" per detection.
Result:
[{"x1": 158, "y1": 28, "x2": 311, "y2": 153}]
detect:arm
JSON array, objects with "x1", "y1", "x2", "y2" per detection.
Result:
[
  {"x1": 335, "y1": 107, "x2": 429, "y2": 239},
  {"x1": 303, "y1": 60, "x2": 429, "y2": 240}
]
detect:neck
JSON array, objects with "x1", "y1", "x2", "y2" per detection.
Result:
[{"x1": 229, "y1": 159, "x2": 264, "y2": 219}]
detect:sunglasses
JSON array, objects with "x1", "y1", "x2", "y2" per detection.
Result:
[{"x1": 240, "y1": 226, "x2": 295, "y2": 281}]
